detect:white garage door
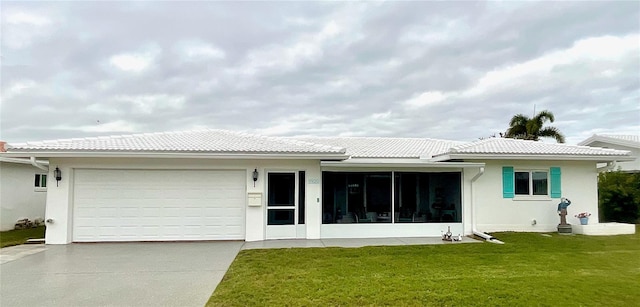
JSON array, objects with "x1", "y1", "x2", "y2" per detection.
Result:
[{"x1": 73, "y1": 169, "x2": 246, "y2": 242}]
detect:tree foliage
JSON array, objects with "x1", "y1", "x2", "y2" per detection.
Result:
[
  {"x1": 505, "y1": 110, "x2": 566, "y2": 143},
  {"x1": 598, "y1": 171, "x2": 640, "y2": 223}
]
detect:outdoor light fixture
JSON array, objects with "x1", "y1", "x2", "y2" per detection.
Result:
[
  {"x1": 252, "y1": 168, "x2": 259, "y2": 187},
  {"x1": 54, "y1": 167, "x2": 62, "y2": 187}
]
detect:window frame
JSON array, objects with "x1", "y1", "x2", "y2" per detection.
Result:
[
  {"x1": 513, "y1": 169, "x2": 549, "y2": 198},
  {"x1": 34, "y1": 174, "x2": 48, "y2": 192}
]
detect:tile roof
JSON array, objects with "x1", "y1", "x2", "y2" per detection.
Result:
[
  {"x1": 6, "y1": 129, "x2": 346, "y2": 155},
  {"x1": 444, "y1": 138, "x2": 631, "y2": 156},
  {"x1": 600, "y1": 134, "x2": 640, "y2": 143},
  {"x1": 578, "y1": 134, "x2": 640, "y2": 148},
  {"x1": 4, "y1": 129, "x2": 632, "y2": 160},
  {"x1": 292, "y1": 137, "x2": 464, "y2": 158}
]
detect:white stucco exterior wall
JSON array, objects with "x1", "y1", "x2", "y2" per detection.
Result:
[
  {"x1": 472, "y1": 160, "x2": 599, "y2": 233},
  {"x1": 44, "y1": 157, "x2": 322, "y2": 244},
  {"x1": 0, "y1": 162, "x2": 48, "y2": 231}
]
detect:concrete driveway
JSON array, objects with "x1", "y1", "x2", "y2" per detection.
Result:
[{"x1": 0, "y1": 241, "x2": 243, "y2": 307}]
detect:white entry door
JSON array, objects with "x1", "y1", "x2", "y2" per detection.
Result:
[{"x1": 265, "y1": 171, "x2": 304, "y2": 239}]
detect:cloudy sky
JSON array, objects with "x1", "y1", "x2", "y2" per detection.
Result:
[{"x1": 1, "y1": 1, "x2": 639, "y2": 144}]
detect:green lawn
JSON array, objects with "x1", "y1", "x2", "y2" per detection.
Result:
[
  {"x1": 0, "y1": 226, "x2": 46, "y2": 248},
  {"x1": 208, "y1": 226, "x2": 640, "y2": 306}
]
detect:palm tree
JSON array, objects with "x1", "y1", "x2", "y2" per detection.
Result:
[{"x1": 505, "y1": 110, "x2": 565, "y2": 143}]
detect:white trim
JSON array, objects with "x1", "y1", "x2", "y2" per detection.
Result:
[
  {"x1": 1, "y1": 152, "x2": 349, "y2": 160},
  {"x1": 0, "y1": 157, "x2": 49, "y2": 165},
  {"x1": 578, "y1": 135, "x2": 640, "y2": 149},
  {"x1": 513, "y1": 169, "x2": 549, "y2": 197},
  {"x1": 322, "y1": 160, "x2": 484, "y2": 168},
  {"x1": 431, "y1": 153, "x2": 633, "y2": 162},
  {"x1": 265, "y1": 170, "x2": 299, "y2": 239}
]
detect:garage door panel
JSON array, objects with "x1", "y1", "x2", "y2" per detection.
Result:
[{"x1": 73, "y1": 169, "x2": 246, "y2": 242}]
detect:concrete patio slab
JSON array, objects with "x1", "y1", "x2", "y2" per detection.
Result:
[
  {"x1": 241, "y1": 236, "x2": 482, "y2": 250},
  {"x1": 0, "y1": 244, "x2": 47, "y2": 264},
  {"x1": 243, "y1": 239, "x2": 325, "y2": 250},
  {"x1": 0, "y1": 241, "x2": 243, "y2": 307}
]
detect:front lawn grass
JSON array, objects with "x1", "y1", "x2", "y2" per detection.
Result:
[
  {"x1": 208, "y1": 226, "x2": 640, "y2": 306},
  {"x1": 0, "y1": 226, "x2": 46, "y2": 248}
]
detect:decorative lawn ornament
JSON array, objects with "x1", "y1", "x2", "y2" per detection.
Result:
[
  {"x1": 557, "y1": 197, "x2": 572, "y2": 234},
  {"x1": 442, "y1": 226, "x2": 453, "y2": 241}
]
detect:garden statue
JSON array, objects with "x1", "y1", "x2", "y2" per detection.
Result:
[{"x1": 557, "y1": 197, "x2": 572, "y2": 234}]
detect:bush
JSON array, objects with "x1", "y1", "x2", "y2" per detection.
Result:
[{"x1": 598, "y1": 171, "x2": 640, "y2": 223}]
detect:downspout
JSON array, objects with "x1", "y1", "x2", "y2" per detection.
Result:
[
  {"x1": 30, "y1": 157, "x2": 49, "y2": 171},
  {"x1": 597, "y1": 161, "x2": 616, "y2": 172},
  {"x1": 470, "y1": 166, "x2": 504, "y2": 244}
]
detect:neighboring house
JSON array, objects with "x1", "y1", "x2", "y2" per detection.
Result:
[
  {"x1": 578, "y1": 134, "x2": 640, "y2": 172},
  {"x1": 0, "y1": 130, "x2": 633, "y2": 244},
  {"x1": 0, "y1": 156, "x2": 49, "y2": 231}
]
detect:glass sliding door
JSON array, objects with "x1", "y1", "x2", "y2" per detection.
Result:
[
  {"x1": 323, "y1": 171, "x2": 462, "y2": 224},
  {"x1": 322, "y1": 172, "x2": 392, "y2": 223}
]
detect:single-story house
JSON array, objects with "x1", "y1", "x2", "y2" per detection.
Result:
[
  {"x1": 0, "y1": 155, "x2": 49, "y2": 231},
  {"x1": 578, "y1": 134, "x2": 640, "y2": 172},
  {"x1": 0, "y1": 130, "x2": 635, "y2": 244}
]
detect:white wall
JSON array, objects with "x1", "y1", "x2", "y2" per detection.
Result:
[
  {"x1": 586, "y1": 141, "x2": 640, "y2": 172},
  {"x1": 0, "y1": 162, "x2": 47, "y2": 231},
  {"x1": 472, "y1": 160, "x2": 599, "y2": 233},
  {"x1": 44, "y1": 157, "x2": 322, "y2": 244}
]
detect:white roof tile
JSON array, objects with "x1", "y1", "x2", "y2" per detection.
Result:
[
  {"x1": 600, "y1": 134, "x2": 640, "y2": 143},
  {"x1": 4, "y1": 129, "x2": 631, "y2": 160},
  {"x1": 293, "y1": 137, "x2": 464, "y2": 158},
  {"x1": 578, "y1": 134, "x2": 640, "y2": 148},
  {"x1": 446, "y1": 138, "x2": 630, "y2": 156},
  {"x1": 7, "y1": 129, "x2": 346, "y2": 154}
]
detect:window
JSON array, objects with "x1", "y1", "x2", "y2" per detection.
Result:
[
  {"x1": 514, "y1": 171, "x2": 548, "y2": 196},
  {"x1": 503, "y1": 166, "x2": 561, "y2": 199},
  {"x1": 322, "y1": 171, "x2": 461, "y2": 224},
  {"x1": 322, "y1": 172, "x2": 392, "y2": 224},
  {"x1": 34, "y1": 174, "x2": 47, "y2": 190},
  {"x1": 298, "y1": 171, "x2": 305, "y2": 224}
]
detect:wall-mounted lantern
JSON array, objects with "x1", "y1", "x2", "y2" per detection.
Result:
[
  {"x1": 54, "y1": 167, "x2": 62, "y2": 187},
  {"x1": 252, "y1": 168, "x2": 259, "y2": 187}
]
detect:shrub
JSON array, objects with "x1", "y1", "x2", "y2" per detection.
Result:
[{"x1": 598, "y1": 171, "x2": 640, "y2": 223}]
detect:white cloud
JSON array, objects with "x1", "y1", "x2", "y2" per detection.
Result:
[
  {"x1": 2, "y1": 10, "x2": 54, "y2": 49},
  {"x1": 82, "y1": 120, "x2": 139, "y2": 133},
  {"x1": 176, "y1": 40, "x2": 225, "y2": 61},
  {"x1": 232, "y1": 20, "x2": 344, "y2": 76},
  {"x1": 116, "y1": 94, "x2": 185, "y2": 114},
  {"x1": 464, "y1": 34, "x2": 640, "y2": 97},
  {"x1": 52, "y1": 120, "x2": 139, "y2": 133},
  {"x1": 2, "y1": 80, "x2": 37, "y2": 101},
  {"x1": 404, "y1": 91, "x2": 448, "y2": 108},
  {"x1": 5, "y1": 11, "x2": 51, "y2": 26},
  {"x1": 109, "y1": 45, "x2": 161, "y2": 73}
]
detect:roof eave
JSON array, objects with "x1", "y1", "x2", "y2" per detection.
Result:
[
  {"x1": 431, "y1": 153, "x2": 635, "y2": 162},
  {"x1": 0, "y1": 151, "x2": 350, "y2": 160},
  {"x1": 578, "y1": 135, "x2": 640, "y2": 149},
  {"x1": 321, "y1": 159, "x2": 485, "y2": 168}
]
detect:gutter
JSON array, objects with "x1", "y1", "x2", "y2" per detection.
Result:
[
  {"x1": 597, "y1": 161, "x2": 617, "y2": 172},
  {"x1": 431, "y1": 153, "x2": 634, "y2": 162},
  {"x1": 0, "y1": 156, "x2": 50, "y2": 169},
  {"x1": 0, "y1": 151, "x2": 351, "y2": 160},
  {"x1": 470, "y1": 166, "x2": 504, "y2": 244},
  {"x1": 30, "y1": 157, "x2": 49, "y2": 171}
]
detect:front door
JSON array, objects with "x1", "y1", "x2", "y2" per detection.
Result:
[{"x1": 266, "y1": 172, "x2": 299, "y2": 239}]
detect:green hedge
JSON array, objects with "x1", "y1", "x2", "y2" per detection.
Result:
[{"x1": 598, "y1": 171, "x2": 640, "y2": 223}]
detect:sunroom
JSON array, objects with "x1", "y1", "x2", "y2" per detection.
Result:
[{"x1": 318, "y1": 161, "x2": 483, "y2": 239}]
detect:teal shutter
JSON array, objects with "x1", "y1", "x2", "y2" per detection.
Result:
[
  {"x1": 502, "y1": 166, "x2": 514, "y2": 198},
  {"x1": 550, "y1": 167, "x2": 561, "y2": 198}
]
